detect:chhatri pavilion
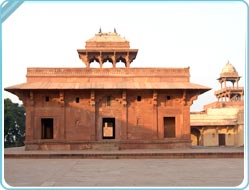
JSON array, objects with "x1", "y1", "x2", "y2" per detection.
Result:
[{"x1": 191, "y1": 61, "x2": 244, "y2": 147}]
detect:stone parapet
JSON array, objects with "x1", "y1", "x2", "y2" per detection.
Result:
[
  {"x1": 26, "y1": 68, "x2": 190, "y2": 77},
  {"x1": 214, "y1": 87, "x2": 244, "y2": 95},
  {"x1": 204, "y1": 101, "x2": 244, "y2": 110}
]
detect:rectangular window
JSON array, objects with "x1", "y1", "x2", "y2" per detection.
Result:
[
  {"x1": 45, "y1": 96, "x2": 49, "y2": 102},
  {"x1": 76, "y1": 97, "x2": 80, "y2": 103},
  {"x1": 106, "y1": 96, "x2": 111, "y2": 106},
  {"x1": 165, "y1": 96, "x2": 171, "y2": 106},
  {"x1": 41, "y1": 118, "x2": 53, "y2": 139},
  {"x1": 102, "y1": 118, "x2": 115, "y2": 139},
  {"x1": 137, "y1": 96, "x2": 142, "y2": 102}
]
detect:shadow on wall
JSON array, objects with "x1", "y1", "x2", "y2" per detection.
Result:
[{"x1": 24, "y1": 89, "x2": 191, "y2": 150}]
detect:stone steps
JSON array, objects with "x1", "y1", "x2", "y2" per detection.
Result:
[
  {"x1": 5, "y1": 152, "x2": 243, "y2": 159},
  {"x1": 92, "y1": 143, "x2": 120, "y2": 151}
]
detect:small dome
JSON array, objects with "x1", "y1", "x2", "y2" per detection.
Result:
[
  {"x1": 220, "y1": 61, "x2": 239, "y2": 78},
  {"x1": 85, "y1": 31, "x2": 130, "y2": 50},
  {"x1": 221, "y1": 61, "x2": 237, "y2": 74},
  {"x1": 87, "y1": 32, "x2": 128, "y2": 43}
]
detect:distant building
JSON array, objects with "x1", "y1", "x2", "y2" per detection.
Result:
[
  {"x1": 5, "y1": 31, "x2": 210, "y2": 150},
  {"x1": 191, "y1": 62, "x2": 244, "y2": 146}
]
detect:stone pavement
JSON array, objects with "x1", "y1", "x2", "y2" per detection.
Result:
[
  {"x1": 4, "y1": 147, "x2": 244, "y2": 187},
  {"x1": 3, "y1": 146, "x2": 245, "y2": 187},
  {"x1": 4, "y1": 158, "x2": 244, "y2": 187}
]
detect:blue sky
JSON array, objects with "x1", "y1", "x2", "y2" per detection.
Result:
[{"x1": 1, "y1": 1, "x2": 247, "y2": 111}]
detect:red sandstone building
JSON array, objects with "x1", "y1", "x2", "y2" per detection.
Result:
[{"x1": 5, "y1": 31, "x2": 210, "y2": 150}]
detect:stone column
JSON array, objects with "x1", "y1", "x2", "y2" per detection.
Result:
[
  {"x1": 98, "y1": 53, "x2": 103, "y2": 68},
  {"x1": 200, "y1": 128, "x2": 205, "y2": 146},
  {"x1": 59, "y1": 90, "x2": 66, "y2": 140},
  {"x1": 112, "y1": 53, "x2": 116, "y2": 68},
  {"x1": 121, "y1": 90, "x2": 128, "y2": 140},
  {"x1": 25, "y1": 91, "x2": 34, "y2": 142},
  {"x1": 182, "y1": 105, "x2": 191, "y2": 140},
  {"x1": 126, "y1": 53, "x2": 130, "y2": 68},
  {"x1": 90, "y1": 90, "x2": 96, "y2": 140},
  {"x1": 153, "y1": 90, "x2": 158, "y2": 139}
]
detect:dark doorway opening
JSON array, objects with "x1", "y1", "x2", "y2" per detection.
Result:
[
  {"x1": 164, "y1": 117, "x2": 176, "y2": 138},
  {"x1": 191, "y1": 128, "x2": 201, "y2": 146},
  {"x1": 41, "y1": 118, "x2": 53, "y2": 139},
  {"x1": 218, "y1": 134, "x2": 226, "y2": 146},
  {"x1": 102, "y1": 118, "x2": 115, "y2": 139}
]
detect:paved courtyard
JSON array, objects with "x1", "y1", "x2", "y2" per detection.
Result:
[{"x1": 4, "y1": 158, "x2": 244, "y2": 187}]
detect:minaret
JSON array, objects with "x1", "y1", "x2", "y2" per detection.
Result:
[
  {"x1": 77, "y1": 31, "x2": 138, "y2": 68},
  {"x1": 215, "y1": 61, "x2": 244, "y2": 102}
]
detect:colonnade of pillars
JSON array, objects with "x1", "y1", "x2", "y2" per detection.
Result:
[{"x1": 78, "y1": 50, "x2": 138, "y2": 69}]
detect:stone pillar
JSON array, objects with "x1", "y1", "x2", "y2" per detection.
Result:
[
  {"x1": 182, "y1": 105, "x2": 190, "y2": 140},
  {"x1": 126, "y1": 54, "x2": 130, "y2": 68},
  {"x1": 152, "y1": 90, "x2": 158, "y2": 139},
  {"x1": 183, "y1": 93, "x2": 197, "y2": 140},
  {"x1": 236, "y1": 79, "x2": 239, "y2": 88},
  {"x1": 59, "y1": 91, "x2": 66, "y2": 140},
  {"x1": 121, "y1": 90, "x2": 128, "y2": 139},
  {"x1": 112, "y1": 54, "x2": 116, "y2": 68},
  {"x1": 25, "y1": 91, "x2": 34, "y2": 142},
  {"x1": 90, "y1": 90, "x2": 96, "y2": 140},
  {"x1": 98, "y1": 53, "x2": 103, "y2": 68},
  {"x1": 200, "y1": 128, "x2": 205, "y2": 146},
  {"x1": 25, "y1": 107, "x2": 34, "y2": 142}
]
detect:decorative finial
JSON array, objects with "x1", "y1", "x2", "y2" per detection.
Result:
[{"x1": 114, "y1": 28, "x2": 117, "y2": 33}]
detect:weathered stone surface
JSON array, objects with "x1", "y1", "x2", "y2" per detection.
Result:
[{"x1": 4, "y1": 157, "x2": 244, "y2": 187}]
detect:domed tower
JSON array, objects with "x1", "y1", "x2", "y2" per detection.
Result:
[
  {"x1": 77, "y1": 30, "x2": 138, "y2": 68},
  {"x1": 215, "y1": 61, "x2": 244, "y2": 102}
]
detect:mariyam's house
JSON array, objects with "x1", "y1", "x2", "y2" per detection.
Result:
[
  {"x1": 191, "y1": 62, "x2": 244, "y2": 147},
  {"x1": 5, "y1": 31, "x2": 210, "y2": 150}
]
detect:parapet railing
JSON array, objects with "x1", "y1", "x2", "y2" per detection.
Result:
[{"x1": 26, "y1": 67, "x2": 190, "y2": 77}]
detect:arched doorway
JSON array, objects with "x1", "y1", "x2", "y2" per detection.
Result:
[{"x1": 191, "y1": 128, "x2": 200, "y2": 146}]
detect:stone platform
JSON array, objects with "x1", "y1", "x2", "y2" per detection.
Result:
[{"x1": 4, "y1": 146, "x2": 244, "y2": 159}]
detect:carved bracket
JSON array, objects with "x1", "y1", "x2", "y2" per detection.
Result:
[
  {"x1": 59, "y1": 91, "x2": 64, "y2": 107},
  {"x1": 90, "y1": 90, "x2": 95, "y2": 106},
  {"x1": 153, "y1": 90, "x2": 157, "y2": 106},
  {"x1": 179, "y1": 90, "x2": 187, "y2": 106},
  {"x1": 187, "y1": 95, "x2": 198, "y2": 106},
  {"x1": 79, "y1": 54, "x2": 90, "y2": 68},
  {"x1": 122, "y1": 90, "x2": 127, "y2": 107},
  {"x1": 226, "y1": 126, "x2": 231, "y2": 133},
  {"x1": 215, "y1": 127, "x2": 219, "y2": 134},
  {"x1": 182, "y1": 90, "x2": 198, "y2": 106},
  {"x1": 200, "y1": 127, "x2": 205, "y2": 135}
]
